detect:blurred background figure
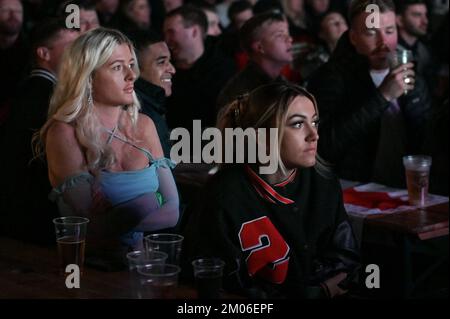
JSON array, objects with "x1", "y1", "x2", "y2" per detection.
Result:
[
  {"x1": 80, "y1": 1, "x2": 100, "y2": 32},
  {"x1": 163, "y1": 5, "x2": 235, "y2": 130},
  {"x1": 59, "y1": 1, "x2": 100, "y2": 33},
  {"x1": 227, "y1": 0, "x2": 253, "y2": 30},
  {"x1": 217, "y1": 12, "x2": 293, "y2": 110},
  {"x1": 0, "y1": 18, "x2": 79, "y2": 245},
  {"x1": 280, "y1": 0, "x2": 311, "y2": 37},
  {"x1": 219, "y1": 0, "x2": 253, "y2": 64},
  {"x1": 95, "y1": 0, "x2": 119, "y2": 25},
  {"x1": 0, "y1": 0, "x2": 28, "y2": 127},
  {"x1": 199, "y1": 1, "x2": 222, "y2": 36},
  {"x1": 318, "y1": 10, "x2": 347, "y2": 52},
  {"x1": 109, "y1": 0, "x2": 153, "y2": 38},
  {"x1": 300, "y1": 10, "x2": 348, "y2": 82},
  {"x1": 163, "y1": 0, "x2": 184, "y2": 12},
  {"x1": 306, "y1": 0, "x2": 331, "y2": 33},
  {"x1": 395, "y1": 0, "x2": 435, "y2": 91}
]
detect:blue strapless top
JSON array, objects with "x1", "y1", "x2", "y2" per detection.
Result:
[{"x1": 49, "y1": 157, "x2": 175, "y2": 207}]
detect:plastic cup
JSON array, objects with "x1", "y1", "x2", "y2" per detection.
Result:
[
  {"x1": 53, "y1": 216, "x2": 89, "y2": 275},
  {"x1": 192, "y1": 258, "x2": 225, "y2": 299},
  {"x1": 403, "y1": 155, "x2": 432, "y2": 207},
  {"x1": 144, "y1": 233, "x2": 184, "y2": 265},
  {"x1": 126, "y1": 250, "x2": 168, "y2": 299},
  {"x1": 137, "y1": 264, "x2": 181, "y2": 299}
]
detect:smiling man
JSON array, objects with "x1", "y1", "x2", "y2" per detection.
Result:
[{"x1": 134, "y1": 31, "x2": 175, "y2": 158}]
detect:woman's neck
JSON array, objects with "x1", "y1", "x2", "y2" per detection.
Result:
[{"x1": 95, "y1": 104, "x2": 123, "y2": 130}]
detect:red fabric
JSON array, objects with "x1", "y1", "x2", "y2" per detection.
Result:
[
  {"x1": 343, "y1": 188, "x2": 409, "y2": 210},
  {"x1": 233, "y1": 52, "x2": 302, "y2": 82}
]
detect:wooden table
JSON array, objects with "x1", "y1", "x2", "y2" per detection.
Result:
[
  {"x1": 0, "y1": 237, "x2": 197, "y2": 299},
  {"x1": 365, "y1": 202, "x2": 449, "y2": 241},
  {"x1": 361, "y1": 203, "x2": 449, "y2": 298}
]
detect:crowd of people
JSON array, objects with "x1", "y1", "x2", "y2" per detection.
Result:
[{"x1": 0, "y1": 0, "x2": 448, "y2": 298}]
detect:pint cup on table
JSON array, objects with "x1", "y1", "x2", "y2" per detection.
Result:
[
  {"x1": 137, "y1": 264, "x2": 181, "y2": 299},
  {"x1": 403, "y1": 155, "x2": 432, "y2": 207},
  {"x1": 144, "y1": 233, "x2": 184, "y2": 265},
  {"x1": 192, "y1": 258, "x2": 225, "y2": 299},
  {"x1": 53, "y1": 216, "x2": 89, "y2": 275}
]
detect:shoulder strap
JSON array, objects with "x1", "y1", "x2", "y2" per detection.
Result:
[{"x1": 105, "y1": 126, "x2": 154, "y2": 162}]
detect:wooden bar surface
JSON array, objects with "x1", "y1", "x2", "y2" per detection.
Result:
[
  {"x1": 365, "y1": 203, "x2": 449, "y2": 239},
  {"x1": 0, "y1": 237, "x2": 196, "y2": 299}
]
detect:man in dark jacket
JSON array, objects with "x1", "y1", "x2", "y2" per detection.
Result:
[
  {"x1": 134, "y1": 31, "x2": 175, "y2": 158},
  {"x1": 163, "y1": 5, "x2": 236, "y2": 130},
  {"x1": 307, "y1": 0, "x2": 431, "y2": 187}
]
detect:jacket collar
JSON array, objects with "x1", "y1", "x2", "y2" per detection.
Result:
[
  {"x1": 245, "y1": 165, "x2": 297, "y2": 205},
  {"x1": 29, "y1": 68, "x2": 57, "y2": 85},
  {"x1": 135, "y1": 78, "x2": 167, "y2": 114}
]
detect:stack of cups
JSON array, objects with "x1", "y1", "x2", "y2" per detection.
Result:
[
  {"x1": 126, "y1": 250, "x2": 168, "y2": 299},
  {"x1": 137, "y1": 233, "x2": 184, "y2": 299}
]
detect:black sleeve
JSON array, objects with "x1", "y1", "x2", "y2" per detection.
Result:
[
  {"x1": 311, "y1": 181, "x2": 361, "y2": 287},
  {"x1": 307, "y1": 65, "x2": 390, "y2": 163}
]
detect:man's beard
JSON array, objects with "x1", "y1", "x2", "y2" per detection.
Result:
[{"x1": 405, "y1": 23, "x2": 427, "y2": 38}]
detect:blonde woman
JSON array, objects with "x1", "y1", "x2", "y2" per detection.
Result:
[
  {"x1": 184, "y1": 83, "x2": 359, "y2": 298},
  {"x1": 36, "y1": 28, "x2": 179, "y2": 264}
]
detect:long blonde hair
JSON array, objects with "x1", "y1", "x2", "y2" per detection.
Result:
[
  {"x1": 217, "y1": 82, "x2": 329, "y2": 176},
  {"x1": 35, "y1": 27, "x2": 141, "y2": 172}
]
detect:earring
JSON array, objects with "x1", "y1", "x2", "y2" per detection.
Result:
[{"x1": 87, "y1": 79, "x2": 93, "y2": 108}]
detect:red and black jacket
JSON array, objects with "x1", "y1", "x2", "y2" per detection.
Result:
[{"x1": 183, "y1": 165, "x2": 360, "y2": 298}]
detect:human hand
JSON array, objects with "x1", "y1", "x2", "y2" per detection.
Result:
[
  {"x1": 320, "y1": 272, "x2": 348, "y2": 298},
  {"x1": 379, "y1": 62, "x2": 415, "y2": 101}
]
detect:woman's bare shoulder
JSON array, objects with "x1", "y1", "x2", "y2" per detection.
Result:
[
  {"x1": 47, "y1": 121, "x2": 77, "y2": 141},
  {"x1": 46, "y1": 121, "x2": 87, "y2": 186}
]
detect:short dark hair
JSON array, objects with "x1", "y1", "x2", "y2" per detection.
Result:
[
  {"x1": 239, "y1": 12, "x2": 285, "y2": 53},
  {"x1": 228, "y1": 0, "x2": 253, "y2": 21},
  {"x1": 166, "y1": 5, "x2": 209, "y2": 37},
  {"x1": 30, "y1": 18, "x2": 70, "y2": 61},
  {"x1": 132, "y1": 30, "x2": 164, "y2": 63},
  {"x1": 394, "y1": 0, "x2": 426, "y2": 15},
  {"x1": 348, "y1": 0, "x2": 396, "y2": 26}
]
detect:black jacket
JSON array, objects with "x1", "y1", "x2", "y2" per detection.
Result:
[
  {"x1": 307, "y1": 32, "x2": 432, "y2": 185},
  {"x1": 183, "y1": 165, "x2": 360, "y2": 299},
  {"x1": 135, "y1": 78, "x2": 172, "y2": 158},
  {"x1": 166, "y1": 42, "x2": 236, "y2": 130},
  {"x1": 0, "y1": 69, "x2": 58, "y2": 244}
]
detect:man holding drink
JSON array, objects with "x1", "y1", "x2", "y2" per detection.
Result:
[{"x1": 308, "y1": 0, "x2": 432, "y2": 188}]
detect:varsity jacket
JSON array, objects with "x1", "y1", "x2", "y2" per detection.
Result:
[{"x1": 183, "y1": 165, "x2": 360, "y2": 298}]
